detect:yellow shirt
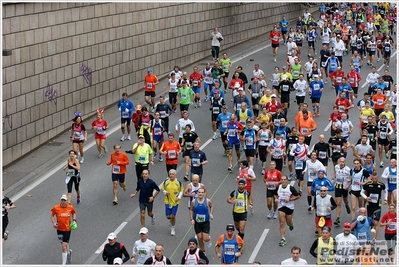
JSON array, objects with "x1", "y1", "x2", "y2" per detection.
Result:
[
  {"x1": 279, "y1": 72, "x2": 293, "y2": 81},
  {"x1": 374, "y1": 14, "x2": 382, "y2": 25},
  {"x1": 161, "y1": 178, "x2": 184, "y2": 207},
  {"x1": 132, "y1": 143, "x2": 153, "y2": 164},
  {"x1": 260, "y1": 95, "x2": 272, "y2": 105},
  {"x1": 379, "y1": 111, "x2": 395, "y2": 122},
  {"x1": 360, "y1": 108, "x2": 375, "y2": 123}
]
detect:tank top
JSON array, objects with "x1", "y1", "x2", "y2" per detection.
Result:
[
  {"x1": 202, "y1": 68, "x2": 212, "y2": 84},
  {"x1": 351, "y1": 168, "x2": 365, "y2": 191},
  {"x1": 233, "y1": 190, "x2": 248, "y2": 213},
  {"x1": 369, "y1": 41, "x2": 376, "y2": 51},
  {"x1": 222, "y1": 234, "x2": 238, "y2": 264},
  {"x1": 291, "y1": 64, "x2": 301, "y2": 79},
  {"x1": 184, "y1": 248, "x2": 200, "y2": 265},
  {"x1": 388, "y1": 167, "x2": 397, "y2": 186},
  {"x1": 66, "y1": 162, "x2": 78, "y2": 177},
  {"x1": 72, "y1": 123, "x2": 83, "y2": 141},
  {"x1": 258, "y1": 129, "x2": 270, "y2": 146},
  {"x1": 168, "y1": 79, "x2": 178, "y2": 93},
  {"x1": 363, "y1": 162, "x2": 374, "y2": 175},
  {"x1": 193, "y1": 197, "x2": 210, "y2": 223},
  {"x1": 243, "y1": 129, "x2": 256, "y2": 150},
  {"x1": 187, "y1": 182, "x2": 202, "y2": 208},
  {"x1": 384, "y1": 41, "x2": 391, "y2": 52}
]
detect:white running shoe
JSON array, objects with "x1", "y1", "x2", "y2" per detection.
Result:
[
  {"x1": 151, "y1": 214, "x2": 156, "y2": 225},
  {"x1": 267, "y1": 210, "x2": 273, "y2": 219},
  {"x1": 120, "y1": 135, "x2": 126, "y2": 141},
  {"x1": 79, "y1": 157, "x2": 84, "y2": 164},
  {"x1": 127, "y1": 135, "x2": 131, "y2": 140},
  {"x1": 273, "y1": 212, "x2": 278, "y2": 219},
  {"x1": 207, "y1": 237, "x2": 213, "y2": 248},
  {"x1": 377, "y1": 57, "x2": 381, "y2": 62},
  {"x1": 212, "y1": 132, "x2": 218, "y2": 140},
  {"x1": 198, "y1": 100, "x2": 201, "y2": 107},
  {"x1": 171, "y1": 226, "x2": 175, "y2": 236}
]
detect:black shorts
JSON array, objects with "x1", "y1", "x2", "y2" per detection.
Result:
[
  {"x1": 244, "y1": 149, "x2": 255, "y2": 157},
  {"x1": 180, "y1": 104, "x2": 189, "y2": 111},
  {"x1": 352, "y1": 87, "x2": 358, "y2": 95},
  {"x1": 307, "y1": 181, "x2": 313, "y2": 187},
  {"x1": 272, "y1": 85, "x2": 280, "y2": 92},
  {"x1": 139, "y1": 202, "x2": 154, "y2": 212},
  {"x1": 183, "y1": 149, "x2": 193, "y2": 157},
  {"x1": 233, "y1": 212, "x2": 247, "y2": 222},
  {"x1": 194, "y1": 221, "x2": 210, "y2": 234},
  {"x1": 367, "y1": 206, "x2": 381, "y2": 221},
  {"x1": 311, "y1": 97, "x2": 320, "y2": 103},
  {"x1": 378, "y1": 138, "x2": 389, "y2": 146},
  {"x1": 331, "y1": 154, "x2": 342, "y2": 163},
  {"x1": 296, "y1": 42, "x2": 303, "y2": 47},
  {"x1": 368, "y1": 51, "x2": 375, "y2": 56},
  {"x1": 111, "y1": 173, "x2": 126, "y2": 183},
  {"x1": 278, "y1": 206, "x2": 294, "y2": 215},
  {"x1": 211, "y1": 114, "x2": 219, "y2": 122},
  {"x1": 281, "y1": 94, "x2": 290, "y2": 104},
  {"x1": 318, "y1": 159, "x2": 328, "y2": 167},
  {"x1": 337, "y1": 56, "x2": 343, "y2": 63},
  {"x1": 251, "y1": 97, "x2": 260, "y2": 106},
  {"x1": 3, "y1": 216, "x2": 8, "y2": 236},
  {"x1": 350, "y1": 190, "x2": 361, "y2": 197},
  {"x1": 281, "y1": 30, "x2": 288, "y2": 35},
  {"x1": 384, "y1": 51, "x2": 391, "y2": 58},
  {"x1": 121, "y1": 118, "x2": 131, "y2": 125},
  {"x1": 57, "y1": 230, "x2": 71, "y2": 243},
  {"x1": 72, "y1": 140, "x2": 84, "y2": 144},
  {"x1": 221, "y1": 133, "x2": 227, "y2": 144},
  {"x1": 67, "y1": 175, "x2": 80, "y2": 193},
  {"x1": 223, "y1": 72, "x2": 230, "y2": 79},
  {"x1": 296, "y1": 96, "x2": 305, "y2": 105},
  {"x1": 272, "y1": 43, "x2": 279, "y2": 48},
  {"x1": 267, "y1": 189, "x2": 278, "y2": 198},
  {"x1": 169, "y1": 92, "x2": 178, "y2": 105},
  {"x1": 145, "y1": 91, "x2": 156, "y2": 97},
  {"x1": 308, "y1": 41, "x2": 315, "y2": 47},
  {"x1": 287, "y1": 154, "x2": 295, "y2": 161},
  {"x1": 335, "y1": 187, "x2": 349, "y2": 198},
  {"x1": 375, "y1": 109, "x2": 383, "y2": 117},
  {"x1": 166, "y1": 164, "x2": 177, "y2": 173},
  {"x1": 258, "y1": 145, "x2": 268, "y2": 162}
]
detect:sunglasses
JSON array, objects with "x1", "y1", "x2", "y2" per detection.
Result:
[{"x1": 320, "y1": 190, "x2": 327, "y2": 192}]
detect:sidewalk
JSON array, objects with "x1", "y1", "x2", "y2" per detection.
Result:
[{"x1": 3, "y1": 32, "x2": 271, "y2": 197}]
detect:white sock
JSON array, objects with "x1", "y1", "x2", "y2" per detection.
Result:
[{"x1": 62, "y1": 252, "x2": 67, "y2": 265}]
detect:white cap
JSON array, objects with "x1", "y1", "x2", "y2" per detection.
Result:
[
  {"x1": 313, "y1": 74, "x2": 319, "y2": 78},
  {"x1": 60, "y1": 194, "x2": 68, "y2": 200},
  {"x1": 234, "y1": 82, "x2": 240, "y2": 88},
  {"x1": 238, "y1": 87, "x2": 243, "y2": 91},
  {"x1": 139, "y1": 227, "x2": 149, "y2": 234},
  {"x1": 113, "y1": 257, "x2": 123, "y2": 265},
  {"x1": 282, "y1": 75, "x2": 287, "y2": 80},
  {"x1": 107, "y1": 232, "x2": 117, "y2": 240},
  {"x1": 271, "y1": 94, "x2": 277, "y2": 98}
]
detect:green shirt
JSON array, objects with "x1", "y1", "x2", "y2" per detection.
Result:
[
  {"x1": 291, "y1": 64, "x2": 302, "y2": 79},
  {"x1": 219, "y1": 58, "x2": 231, "y2": 73},
  {"x1": 178, "y1": 87, "x2": 194, "y2": 105},
  {"x1": 132, "y1": 143, "x2": 152, "y2": 164}
]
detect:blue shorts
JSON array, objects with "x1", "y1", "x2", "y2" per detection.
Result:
[
  {"x1": 165, "y1": 204, "x2": 179, "y2": 216},
  {"x1": 227, "y1": 139, "x2": 240, "y2": 150},
  {"x1": 384, "y1": 51, "x2": 391, "y2": 58},
  {"x1": 153, "y1": 134, "x2": 163, "y2": 143},
  {"x1": 192, "y1": 87, "x2": 201, "y2": 94},
  {"x1": 388, "y1": 184, "x2": 397, "y2": 192}
]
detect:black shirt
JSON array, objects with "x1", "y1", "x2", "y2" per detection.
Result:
[
  {"x1": 2, "y1": 196, "x2": 13, "y2": 217},
  {"x1": 328, "y1": 136, "x2": 347, "y2": 155},
  {"x1": 102, "y1": 242, "x2": 130, "y2": 265},
  {"x1": 182, "y1": 131, "x2": 199, "y2": 151},
  {"x1": 320, "y1": 49, "x2": 331, "y2": 63},
  {"x1": 286, "y1": 134, "x2": 299, "y2": 153},
  {"x1": 314, "y1": 142, "x2": 331, "y2": 160},
  {"x1": 362, "y1": 181, "x2": 386, "y2": 208},
  {"x1": 381, "y1": 75, "x2": 394, "y2": 91},
  {"x1": 363, "y1": 124, "x2": 378, "y2": 142}
]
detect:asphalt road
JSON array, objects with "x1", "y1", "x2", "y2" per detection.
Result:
[{"x1": 3, "y1": 32, "x2": 397, "y2": 265}]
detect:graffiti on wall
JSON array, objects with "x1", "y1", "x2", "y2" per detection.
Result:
[
  {"x1": 44, "y1": 82, "x2": 57, "y2": 105},
  {"x1": 80, "y1": 62, "x2": 92, "y2": 86}
]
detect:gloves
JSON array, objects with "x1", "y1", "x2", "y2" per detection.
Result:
[
  {"x1": 357, "y1": 215, "x2": 365, "y2": 222},
  {"x1": 370, "y1": 228, "x2": 376, "y2": 234},
  {"x1": 125, "y1": 108, "x2": 129, "y2": 112},
  {"x1": 125, "y1": 150, "x2": 133, "y2": 154},
  {"x1": 118, "y1": 107, "x2": 121, "y2": 111}
]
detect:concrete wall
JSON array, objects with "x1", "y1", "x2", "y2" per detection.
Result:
[{"x1": 2, "y1": 2, "x2": 311, "y2": 166}]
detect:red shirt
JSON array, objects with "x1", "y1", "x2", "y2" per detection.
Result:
[
  {"x1": 264, "y1": 169, "x2": 282, "y2": 190},
  {"x1": 380, "y1": 212, "x2": 397, "y2": 235},
  {"x1": 266, "y1": 101, "x2": 282, "y2": 115},
  {"x1": 228, "y1": 79, "x2": 244, "y2": 89},
  {"x1": 372, "y1": 94, "x2": 387, "y2": 110},
  {"x1": 335, "y1": 97, "x2": 351, "y2": 114},
  {"x1": 189, "y1": 72, "x2": 203, "y2": 88},
  {"x1": 347, "y1": 71, "x2": 362, "y2": 87},
  {"x1": 270, "y1": 31, "x2": 281, "y2": 45},
  {"x1": 329, "y1": 70, "x2": 345, "y2": 86},
  {"x1": 376, "y1": 35, "x2": 384, "y2": 48},
  {"x1": 330, "y1": 112, "x2": 342, "y2": 123}
]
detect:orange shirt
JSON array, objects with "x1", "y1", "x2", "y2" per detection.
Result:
[
  {"x1": 107, "y1": 151, "x2": 130, "y2": 174},
  {"x1": 216, "y1": 233, "x2": 244, "y2": 247},
  {"x1": 295, "y1": 111, "x2": 313, "y2": 125},
  {"x1": 144, "y1": 74, "x2": 158, "y2": 92},
  {"x1": 51, "y1": 204, "x2": 76, "y2": 231},
  {"x1": 372, "y1": 94, "x2": 387, "y2": 110},
  {"x1": 297, "y1": 117, "x2": 317, "y2": 137},
  {"x1": 160, "y1": 141, "x2": 181, "y2": 165}
]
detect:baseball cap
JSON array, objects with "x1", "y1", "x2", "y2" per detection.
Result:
[
  {"x1": 147, "y1": 68, "x2": 153, "y2": 73},
  {"x1": 171, "y1": 72, "x2": 175, "y2": 76},
  {"x1": 183, "y1": 111, "x2": 188, "y2": 114},
  {"x1": 246, "y1": 118, "x2": 253, "y2": 123},
  {"x1": 238, "y1": 87, "x2": 243, "y2": 91},
  {"x1": 138, "y1": 134, "x2": 144, "y2": 138},
  {"x1": 108, "y1": 232, "x2": 117, "y2": 240},
  {"x1": 271, "y1": 94, "x2": 277, "y2": 98},
  {"x1": 215, "y1": 89, "x2": 220, "y2": 94},
  {"x1": 136, "y1": 104, "x2": 142, "y2": 110},
  {"x1": 336, "y1": 34, "x2": 341, "y2": 38},
  {"x1": 238, "y1": 179, "x2": 246, "y2": 184},
  {"x1": 282, "y1": 66, "x2": 287, "y2": 69},
  {"x1": 322, "y1": 226, "x2": 331, "y2": 232},
  {"x1": 222, "y1": 105, "x2": 228, "y2": 109},
  {"x1": 381, "y1": 115, "x2": 387, "y2": 119},
  {"x1": 344, "y1": 222, "x2": 351, "y2": 228},
  {"x1": 313, "y1": 74, "x2": 319, "y2": 78},
  {"x1": 253, "y1": 76, "x2": 259, "y2": 79},
  {"x1": 226, "y1": 225, "x2": 235, "y2": 231},
  {"x1": 275, "y1": 132, "x2": 281, "y2": 135},
  {"x1": 113, "y1": 257, "x2": 123, "y2": 265},
  {"x1": 331, "y1": 51, "x2": 335, "y2": 54},
  {"x1": 318, "y1": 169, "x2": 326, "y2": 174},
  {"x1": 188, "y1": 237, "x2": 198, "y2": 245},
  {"x1": 60, "y1": 194, "x2": 68, "y2": 200},
  {"x1": 139, "y1": 227, "x2": 149, "y2": 234}
]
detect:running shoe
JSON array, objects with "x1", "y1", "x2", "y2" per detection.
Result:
[
  {"x1": 346, "y1": 205, "x2": 351, "y2": 214},
  {"x1": 385, "y1": 153, "x2": 389, "y2": 159},
  {"x1": 154, "y1": 152, "x2": 157, "y2": 158},
  {"x1": 212, "y1": 132, "x2": 218, "y2": 140},
  {"x1": 77, "y1": 196, "x2": 81, "y2": 204},
  {"x1": 308, "y1": 205, "x2": 312, "y2": 212},
  {"x1": 104, "y1": 146, "x2": 108, "y2": 154},
  {"x1": 194, "y1": 103, "x2": 198, "y2": 108},
  {"x1": 283, "y1": 161, "x2": 287, "y2": 167},
  {"x1": 113, "y1": 199, "x2": 118, "y2": 205},
  {"x1": 289, "y1": 222, "x2": 294, "y2": 231},
  {"x1": 198, "y1": 100, "x2": 201, "y2": 107},
  {"x1": 123, "y1": 185, "x2": 127, "y2": 191},
  {"x1": 380, "y1": 161, "x2": 384, "y2": 168},
  {"x1": 3, "y1": 231, "x2": 9, "y2": 241},
  {"x1": 183, "y1": 175, "x2": 189, "y2": 181},
  {"x1": 171, "y1": 226, "x2": 175, "y2": 236},
  {"x1": 159, "y1": 156, "x2": 163, "y2": 162},
  {"x1": 377, "y1": 57, "x2": 381, "y2": 62},
  {"x1": 228, "y1": 165, "x2": 233, "y2": 171},
  {"x1": 98, "y1": 153, "x2": 103, "y2": 158},
  {"x1": 151, "y1": 214, "x2": 156, "y2": 225},
  {"x1": 67, "y1": 249, "x2": 72, "y2": 263},
  {"x1": 386, "y1": 65, "x2": 389, "y2": 68},
  {"x1": 79, "y1": 157, "x2": 84, "y2": 164},
  {"x1": 207, "y1": 236, "x2": 213, "y2": 249},
  {"x1": 127, "y1": 135, "x2": 131, "y2": 141},
  {"x1": 261, "y1": 169, "x2": 265, "y2": 175},
  {"x1": 279, "y1": 238, "x2": 287, "y2": 246},
  {"x1": 267, "y1": 210, "x2": 273, "y2": 219},
  {"x1": 298, "y1": 189, "x2": 302, "y2": 197},
  {"x1": 273, "y1": 58, "x2": 277, "y2": 63},
  {"x1": 121, "y1": 135, "x2": 126, "y2": 141},
  {"x1": 334, "y1": 218, "x2": 340, "y2": 226},
  {"x1": 289, "y1": 173, "x2": 294, "y2": 181},
  {"x1": 273, "y1": 212, "x2": 278, "y2": 219}
]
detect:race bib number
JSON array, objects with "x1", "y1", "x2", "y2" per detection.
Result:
[
  {"x1": 154, "y1": 127, "x2": 162, "y2": 136},
  {"x1": 96, "y1": 127, "x2": 105, "y2": 135},
  {"x1": 338, "y1": 106, "x2": 345, "y2": 112},
  {"x1": 349, "y1": 78, "x2": 354, "y2": 84},
  {"x1": 302, "y1": 128, "x2": 309, "y2": 135},
  {"x1": 313, "y1": 84, "x2": 320, "y2": 90},
  {"x1": 228, "y1": 129, "x2": 236, "y2": 137},
  {"x1": 122, "y1": 112, "x2": 129, "y2": 118},
  {"x1": 213, "y1": 107, "x2": 220, "y2": 114},
  {"x1": 358, "y1": 232, "x2": 367, "y2": 240},
  {"x1": 138, "y1": 155, "x2": 146, "y2": 163},
  {"x1": 385, "y1": 46, "x2": 390, "y2": 52},
  {"x1": 236, "y1": 103, "x2": 242, "y2": 109},
  {"x1": 377, "y1": 99, "x2": 383, "y2": 105},
  {"x1": 185, "y1": 142, "x2": 192, "y2": 150},
  {"x1": 181, "y1": 92, "x2": 187, "y2": 99},
  {"x1": 167, "y1": 150, "x2": 176, "y2": 158},
  {"x1": 293, "y1": 71, "x2": 299, "y2": 77},
  {"x1": 388, "y1": 222, "x2": 397, "y2": 231},
  {"x1": 246, "y1": 137, "x2": 254, "y2": 146},
  {"x1": 192, "y1": 80, "x2": 198, "y2": 86},
  {"x1": 336, "y1": 77, "x2": 342, "y2": 83},
  {"x1": 222, "y1": 65, "x2": 228, "y2": 70},
  {"x1": 282, "y1": 85, "x2": 289, "y2": 91},
  {"x1": 147, "y1": 83, "x2": 152, "y2": 89},
  {"x1": 204, "y1": 77, "x2": 211, "y2": 83},
  {"x1": 192, "y1": 158, "x2": 200, "y2": 167},
  {"x1": 268, "y1": 182, "x2": 276, "y2": 190},
  {"x1": 160, "y1": 111, "x2": 166, "y2": 118},
  {"x1": 224, "y1": 244, "x2": 235, "y2": 255},
  {"x1": 273, "y1": 79, "x2": 279, "y2": 86},
  {"x1": 336, "y1": 176, "x2": 344, "y2": 183},
  {"x1": 321, "y1": 61, "x2": 327, "y2": 67},
  {"x1": 113, "y1": 165, "x2": 120, "y2": 174},
  {"x1": 369, "y1": 193, "x2": 378, "y2": 203},
  {"x1": 295, "y1": 161, "x2": 303, "y2": 169},
  {"x1": 252, "y1": 93, "x2": 259, "y2": 98},
  {"x1": 235, "y1": 200, "x2": 245, "y2": 208},
  {"x1": 222, "y1": 121, "x2": 228, "y2": 128},
  {"x1": 67, "y1": 169, "x2": 75, "y2": 176},
  {"x1": 274, "y1": 148, "x2": 283, "y2": 156},
  {"x1": 330, "y1": 62, "x2": 337, "y2": 69},
  {"x1": 319, "y1": 151, "x2": 327, "y2": 159},
  {"x1": 73, "y1": 131, "x2": 80, "y2": 138},
  {"x1": 274, "y1": 119, "x2": 280, "y2": 126},
  {"x1": 333, "y1": 145, "x2": 341, "y2": 153},
  {"x1": 380, "y1": 132, "x2": 387, "y2": 139},
  {"x1": 195, "y1": 214, "x2": 206, "y2": 222}
]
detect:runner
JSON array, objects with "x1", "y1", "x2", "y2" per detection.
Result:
[
  {"x1": 161, "y1": 169, "x2": 184, "y2": 236},
  {"x1": 189, "y1": 142, "x2": 208, "y2": 182},
  {"x1": 2, "y1": 189, "x2": 15, "y2": 245},
  {"x1": 308, "y1": 75, "x2": 324, "y2": 117},
  {"x1": 215, "y1": 224, "x2": 245, "y2": 264},
  {"x1": 143, "y1": 244, "x2": 172, "y2": 264},
  {"x1": 270, "y1": 26, "x2": 281, "y2": 63},
  {"x1": 118, "y1": 92, "x2": 135, "y2": 142},
  {"x1": 106, "y1": 144, "x2": 130, "y2": 205},
  {"x1": 50, "y1": 194, "x2": 76, "y2": 265},
  {"x1": 379, "y1": 203, "x2": 397, "y2": 250},
  {"x1": 334, "y1": 223, "x2": 359, "y2": 265},
  {"x1": 160, "y1": 133, "x2": 181, "y2": 174},
  {"x1": 303, "y1": 151, "x2": 325, "y2": 210},
  {"x1": 332, "y1": 157, "x2": 352, "y2": 227},
  {"x1": 257, "y1": 121, "x2": 272, "y2": 175},
  {"x1": 267, "y1": 132, "x2": 286, "y2": 171},
  {"x1": 175, "y1": 111, "x2": 195, "y2": 144},
  {"x1": 102, "y1": 233, "x2": 130, "y2": 265},
  {"x1": 69, "y1": 112, "x2": 87, "y2": 163},
  {"x1": 130, "y1": 227, "x2": 156, "y2": 265},
  {"x1": 219, "y1": 53, "x2": 232, "y2": 91},
  {"x1": 311, "y1": 186, "x2": 337, "y2": 236},
  {"x1": 129, "y1": 169, "x2": 160, "y2": 227},
  {"x1": 151, "y1": 112, "x2": 165, "y2": 162},
  {"x1": 181, "y1": 237, "x2": 209, "y2": 265},
  {"x1": 309, "y1": 226, "x2": 336, "y2": 265},
  {"x1": 190, "y1": 66, "x2": 204, "y2": 108},
  {"x1": 225, "y1": 114, "x2": 244, "y2": 171},
  {"x1": 277, "y1": 175, "x2": 300, "y2": 246},
  {"x1": 128, "y1": 135, "x2": 154, "y2": 181},
  {"x1": 289, "y1": 136, "x2": 310, "y2": 196},
  {"x1": 377, "y1": 115, "x2": 394, "y2": 168},
  {"x1": 217, "y1": 105, "x2": 232, "y2": 156},
  {"x1": 328, "y1": 129, "x2": 349, "y2": 166},
  {"x1": 155, "y1": 96, "x2": 173, "y2": 135},
  {"x1": 227, "y1": 179, "x2": 253, "y2": 240},
  {"x1": 210, "y1": 89, "x2": 226, "y2": 140},
  {"x1": 177, "y1": 80, "x2": 194, "y2": 117},
  {"x1": 181, "y1": 125, "x2": 200, "y2": 181},
  {"x1": 296, "y1": 110, "x2": 317, "y2": 145},
  {"x1": 167, "y1": 73, "x2": 179, "y2": 112},
  {"x1": 381, "y1": 159, "x2": 397, "y2": 205},
  {"x1": 91, "y1": 109, "x2": 108, "y2": 158},
  {"x1": 349, "y1": 158, "x2": 370, "y2": 221},
  {"x1": 314, "y1": 134, "x2": 331, "y2": 174},
  {"x1": 350, "y1": 207, "x2": 376, "y2": 246},
  {"x1": 240, "y1": 119, "x2": 257, "y2": 169},
  {"x1": 189, "y1": 187, "x2": 214, "y2": 252},
  {"x1": 62, "y1": 150, "x2": 81, "y2": 204},
  {"x1": 144, "y1": 68, "x2": 159, "y2": 112},
  {"x1": 264, "y1": 161, "x2": 282, "y2": 220}
]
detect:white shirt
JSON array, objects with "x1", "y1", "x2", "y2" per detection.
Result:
[
  {"x1": 334, "y1": 120, "x2": 353, "y2": 137},
  {"x1": 287, "y1": 41, "x2": 297, "y2": 55},
  {"x1": 366, "y1": 72, "x2": 380, "y2": 84},
  {"x1": 253, "y1": 69, "x2": 265, "y2": 78},
  {"x1": 281, "y1": 257, "x2": 308, "y2": 265},
  {"x1": 321, "y1": 29, "x2": 331, "y2": 43},
  {"x1": 335, "y1": 233, "x2": 359, "y2": 263},
  {"x1": 175, "y1": 119, "x2": 195, "y2": 138},
  {"x1": 294, "y1": 80, "x2": 308, "y2": 97},
  {"x1": 211, "y1": 31, "x2": 223, "y2": 47},
  {"x1": 132, "y1": 239, "x2": 157, "y2": 265},
  {"x1": 304, "y1": 159, "x2": 325, "y2": 183},
  {"x1": 334, "y1": 40, "x2": 346, "y2": 56}
]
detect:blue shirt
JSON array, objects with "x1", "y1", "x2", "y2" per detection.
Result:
[
  {"x1": 280, "y1": 19, "x2": 289, "y2": 31},
  {"x1": 217, "y1": 112, "x2": 232, "y2": 133},
  {"x1": 190, "y1": 150, "x2": 207, "y2": 175},
  {"x1": 135, "y1": 178, "x2": 160, "y2": 203},
  {"x1": 373, "y1": 82, "x2": 388, "y2": 92},
  {"x1": 117, "y1": 99, "x2": 135, "y2": 119},
  {"x1": 210, "y1": 88, "x2": 225, "y2": 98},
  {"x1": 326, "y1": 57, "x2": 340, "y2": 72},
  {"x1": 310, "y1": 177, "x2": 335, "y2": 196},
  {"x1": 338, "y1": 83, "x2": 353, "y2": 99},
  {"x1": 310, "y1": 80, "x2": 324, "y2": 98}
]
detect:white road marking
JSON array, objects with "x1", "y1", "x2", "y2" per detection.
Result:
[
  {"x1": 248, "y1": 229, "x2": 269, "y2": 263},
  {"x1": 324, "y1": 121, "x2": 332, "y2": 132}
]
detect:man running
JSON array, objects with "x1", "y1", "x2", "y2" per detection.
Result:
[{"x1": 106, "y1": 145, "x2": 130, "y2": 205}]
